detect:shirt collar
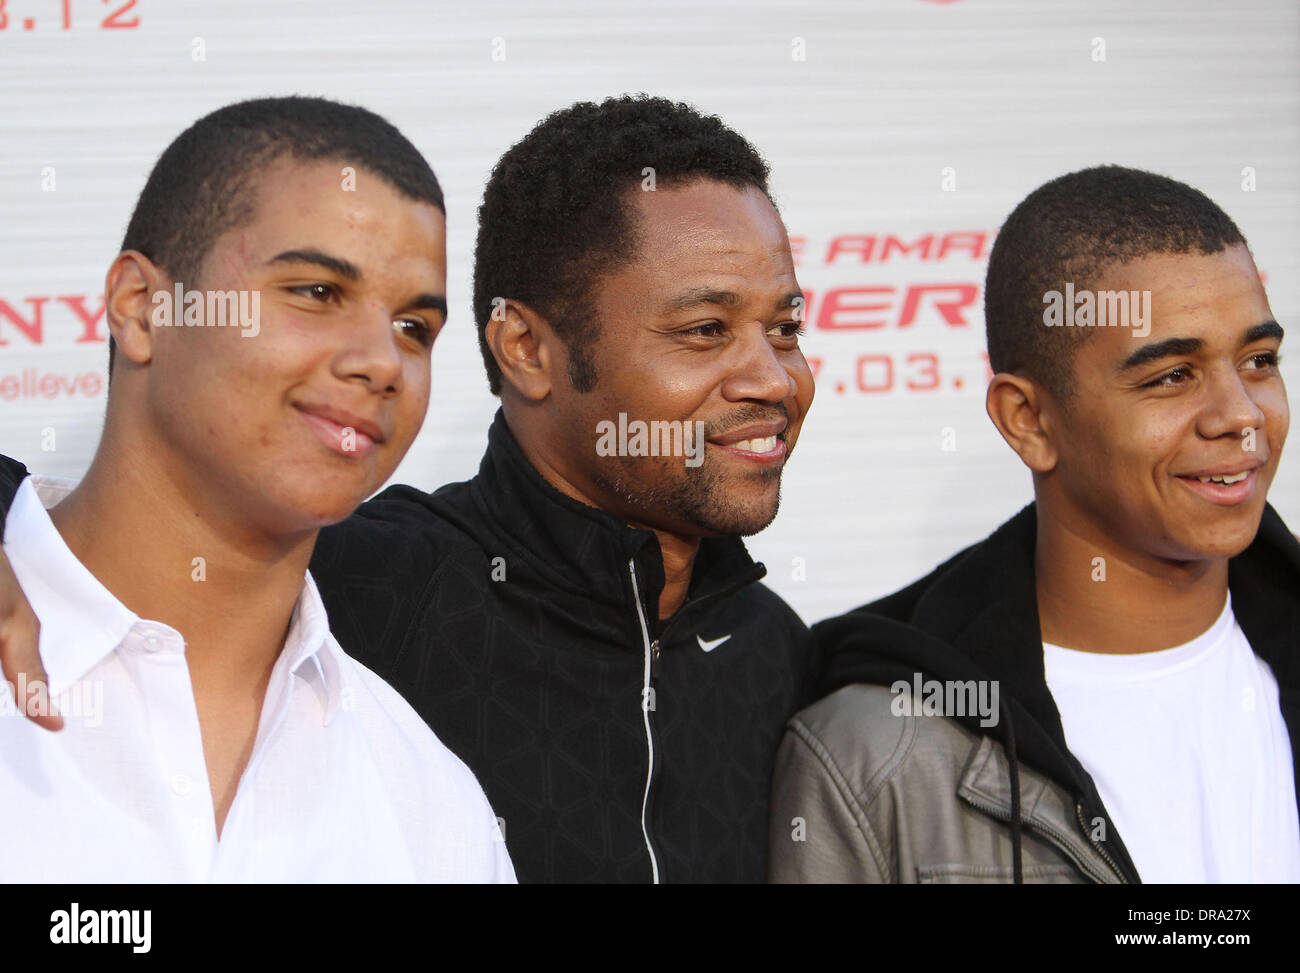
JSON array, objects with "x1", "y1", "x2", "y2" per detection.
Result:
[
  {"x1": 286, "y1": 573, "x2": 347, "y2": 725},
  {"x1": 5, "y1": 474, "x2": 347, "y2": 723}
]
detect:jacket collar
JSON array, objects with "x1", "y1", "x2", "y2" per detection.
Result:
[
  {"x1": 465, "y1": 409, "x2": 766, "y2": 621},
  {"x1": 1228, "y1": 504, "x2": 1300, "y2": 690},
  {"x1": 907, "y1": 505, "x2": 1061, "y2": 744},
  {"x1": 909, "y1": 501, "x2": 1300, "y2": 706}
]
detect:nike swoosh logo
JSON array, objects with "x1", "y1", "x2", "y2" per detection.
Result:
[{"x1": 696, "y1": 634, "x2": 732, "y2": 653}]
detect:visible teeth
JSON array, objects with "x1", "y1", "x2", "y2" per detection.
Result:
[
  {"x1": 732, "y1": 436, "x2": 777, "y2": 452},
  {"x1": 1196, "y1": 471, "x2": 1250, "y2": 485}
]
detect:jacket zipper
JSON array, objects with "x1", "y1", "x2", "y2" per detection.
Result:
[
  {"x1": 1075, "y1": 802, "x2": 1127, "y2": 883},
  {"x1": 959, "y1": 792, "x2": 1124, "y2": 884},
  {"x1": 628, "y1": 559, "x2": 662, "y2": 884}
]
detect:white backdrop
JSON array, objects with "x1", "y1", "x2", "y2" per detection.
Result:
[{"x1": 1, "y1": 0, "x2": 1296, "y2": 623}]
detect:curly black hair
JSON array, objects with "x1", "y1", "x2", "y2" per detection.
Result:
[
  {"x1": 472, "y1": 94, "x2": 772, "y2": 394},
  {"x1": 111, "y1": 95, "x2": 444, "y2": 373},
  {"x1": 984, "y1": 165, "x2": 1246, "y2": 400}
]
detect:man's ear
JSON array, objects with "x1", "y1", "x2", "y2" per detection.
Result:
[
  {"x1": 485, "y1": 299, "x2": 556, "y2": 403},
  {"x1": 986, "y1": 371, "x2": 1059, "y2": 473},
  {"x1": 105, "y1": 251, "x2": 167, "y2": 369}
]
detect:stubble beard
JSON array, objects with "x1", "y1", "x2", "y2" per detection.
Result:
[{"x1": 591, "y1": 452, "x2": 784, "y2": 538}]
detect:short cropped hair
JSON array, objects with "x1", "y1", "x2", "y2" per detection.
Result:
[
  {"x1": 984, "y1": 165, "x2": 1246, "y2": 399},
  {"x1": 110, "y1": 95, "x2": 444, "y2": 373},
  {"x1": 472, "y1": 94, "x2": 773, "y2": 394}
]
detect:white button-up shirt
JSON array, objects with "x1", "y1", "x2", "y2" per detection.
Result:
[{"x1": 0, "y1": 476, "x2": 515, "y2": 883}]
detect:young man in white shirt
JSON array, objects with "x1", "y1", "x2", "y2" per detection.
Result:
[
  {"x1": 0, "y1": 96, "x2": 513, "y2": 882},
  {"x1": 772, "y1": 165, "x2": 1297, "y2": 884}
]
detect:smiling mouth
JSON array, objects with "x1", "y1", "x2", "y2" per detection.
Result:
[
  {"x1": 1173, "y1": 467, "x2": 1262, "y2": 506},
  {"x1": 706, "y1": 419, "x2": 788, "y2": 462},
  {"x1": 707, "y1": 435, "x2": 788, "y2": 468},
  {"x1": 295, "y1": 405, "x2": 381, "y2": 459},
  {"x1": 729, "y1": 435, "x2": 779, "y2": 453}
]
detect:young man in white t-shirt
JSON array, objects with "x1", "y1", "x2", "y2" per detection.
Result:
[
  {"x1": 0, "y1": 97, "x2": 513, "y2": 882},
  {"x1": 771, "y1": 165, "x2": 1297, "y2": 884}
]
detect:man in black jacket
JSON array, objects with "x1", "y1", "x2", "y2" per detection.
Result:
[
  {"x1": 0, "y1": 94, "x2": 819, "y2": 883},
  {"x1": 771, "y1": 166, "x2": 1297, "y2": 883}
]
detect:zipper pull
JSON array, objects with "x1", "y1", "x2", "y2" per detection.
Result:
[{"x1": 650, "y1": 639, "x2": 661, "y2": 661}]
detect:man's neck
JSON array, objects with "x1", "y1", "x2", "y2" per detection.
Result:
[
  {"x1": 506, "y1": 411, "x2": 703, "y2": 621},
  {"x1": 1034, "y1": 504, "x2": 1229, "y2": 654},
  {"x1": 43, "y1": 417, "x2": 323, "y2": 836},
  {"x1": 47, "y1": 448, "x2": 314, "y2": 694},
  {"x1": 651, "y1": 527, "x2": 699, "y2": 620}
]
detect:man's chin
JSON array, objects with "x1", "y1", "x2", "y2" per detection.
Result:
[
  {"x1": 1161, "y1": 516, "x2": 1265, "y2": 563},
  {"x1": 1182, "y1": 530, "x2": 1262, "y2": 562},
  {"x1": 686, "y1": 497, "x2": 781, "y2": 539},
  {"x1": 270, "y1": 485, "x2": 374, "y2": 531},
  {"x1": 601, "y1": 464, "x2": 783, "y2": 539}
]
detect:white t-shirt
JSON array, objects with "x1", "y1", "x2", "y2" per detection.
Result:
[
  {"x1": 1043, "y1": 595, "x2": 1300, "y2": 883},
  {"x1": 1, "y1": 476, "x2": 516, "y2": 883}
]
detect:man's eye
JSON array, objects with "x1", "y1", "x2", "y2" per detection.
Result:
[
  {"x1": 1244, "y1": 350, "x2": 1280, "y2": 370},
  {"x1": 768, "y1": 321, "x2": 805, "y2": 339},
  {"x1": 394, "y1": 318, "x2": 433, "y2": 347},
  {"x1": 291, "y1": 283, "x2": 337, "y2": 302},
  {"x1": 684, "y1": 322, "x2": 724, "y2": 338},
  {"x1": 1144, "y1": 365, "x2": 1192, "y2": 389}
]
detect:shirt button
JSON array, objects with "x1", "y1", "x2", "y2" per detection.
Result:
[
  {"x1": 144, "y1": 634, "x2": 162, "y2": 652},
  {"x1": 171, "y1": 774, "x2": 192, "y2": 796}
]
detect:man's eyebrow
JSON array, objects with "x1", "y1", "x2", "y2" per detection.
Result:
[
  {"x1": 662, "y1": 287, "x2": 743, "y2": 313},
  {"x1": 1117, "y1": 322, "x2": 1285, "y2": 373},
  {"x1": 269, "y1": 249, "x2": 445, "y2": 318},
  {"x1": 661, "y1": 288, "x2": 806, "y2": 315},
  {"x1": 409, "y1": 293, "x2": 449, "y2": 320},
  {"x1": 267, "y1": 248, "x2": 361, "y2": 281},
  {"x1": 1119, "y1": 337, "x2": 1203, "y2": 372},
  {"x1": 1244, "y1": 320, "x2": 1284, "y2": 345}
]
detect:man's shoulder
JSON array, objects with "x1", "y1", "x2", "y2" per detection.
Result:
[
  {"x1": 788, "y1": 683, "x2": 981, "y2": 799},
  {"x1": 338, "y1": 650, "x2": 509, "y2": 837},
  {"x1": 322, "y1": 480, "x2": 480, "y2": 550},
  {"x1": 741, "y1": 581, "x2": 811, "y2": 634},
  {"x1": 333, "y1": 644, "x2": 513, "y2": 880},
  {"x1": 311, "y1": 480, "x2": 489, "y2": 596},
  {"x1": 339, "y1": 644, "x2": 482, "y2": 785}
]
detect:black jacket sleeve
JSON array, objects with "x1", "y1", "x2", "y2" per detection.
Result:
[{"x1": 0, "y1": 455, "x2": 29, "y2": 538}]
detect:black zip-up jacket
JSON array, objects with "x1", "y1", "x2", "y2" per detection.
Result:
[
  {"x1": 812, "y1": 502, "x2": 1300, "y2": 882},
  {"x1": 0, "y1": 412, "x2": 818, "y2": 883}
]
